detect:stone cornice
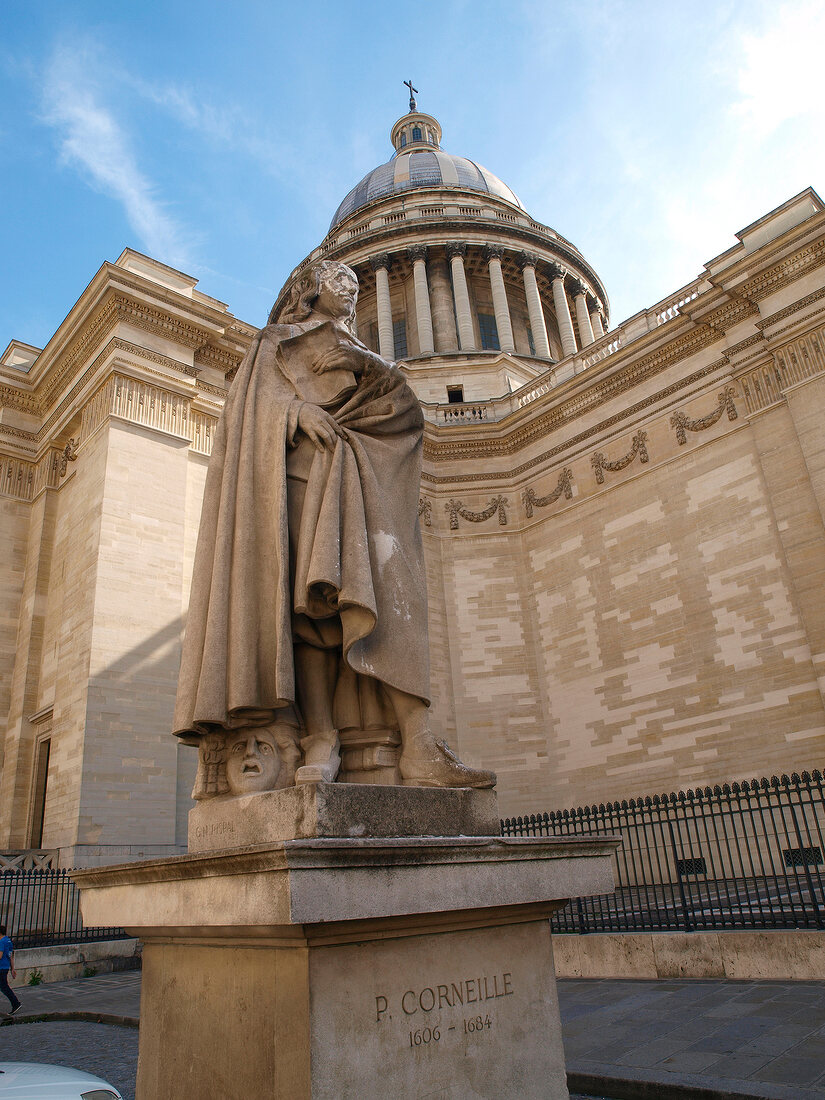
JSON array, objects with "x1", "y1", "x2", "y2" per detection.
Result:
[
  {"x1": 0, "y1": 383, "x2": 38, "y2": 414},
  {"x1": 756, "y1": 285, "x2": 825, "y2": 330},
  {"x1": 31, "y1": 292, "x2": 213, "y2": 413},
  {"x1": 422, "y1": 357, "x2": 728, "y2": 484},
  {"x1": 1, "y1": 307, "x2": 238, "y2": 437},
  {"x1": 0, "y1": 333, "x2": 231, "y2": 467},
  {"x1": 688, "y1": 295, "x2": 759, "y2": 333},
  {"x1": 423, "y1": 323, "x2": 719, "y2": 464},
  {"x1": 194, "y1": 343, "x2": 246, "y2": 374},
  {"x1": 739, "y1": 237, "x2": 825, "y2": 302}
]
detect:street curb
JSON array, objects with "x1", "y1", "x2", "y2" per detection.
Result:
[
  {"x1": 568, "y1": 1067, "x2": 824, "y2": 1100},
  {"x1": 1, "y1": 1011, "x2": 139, "y2": 1029}
]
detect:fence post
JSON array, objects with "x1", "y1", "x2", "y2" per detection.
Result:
[
  {"x1": 784, "y1": 774, "x2": 824, "y2": 929},
  {"x1": 574, "y1": 897, "x2": 588, "y2": 934},
  {"x1": 666, "y1": 818, "x2": 692, "y2": 932}
]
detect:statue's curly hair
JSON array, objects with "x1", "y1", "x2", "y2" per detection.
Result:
[{"x1": 270, "y1": 260, "x2": 358, "y2": 332}]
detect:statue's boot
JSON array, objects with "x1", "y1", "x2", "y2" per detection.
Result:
[
  {"x1": 295, "y1": 730, "x2": 341, "y2": 785},
  {"x1": 399, "y1": 735, "x2": 496, "y2": 789}
]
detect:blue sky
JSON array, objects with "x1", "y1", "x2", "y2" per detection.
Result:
[{"x1": 2, "y1": 0, "x2": 823, "y2": 350}]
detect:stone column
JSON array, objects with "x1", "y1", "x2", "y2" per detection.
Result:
[
  {"x1": 447, "y1": 242, "x2": 475, "y2": 351},
  {"x1": 407, "y1": 245, "x2": 434, "y2": 355},
  {"x1": 571, "y1": 279, "x2": 595, "y2": 347},
  {"x1": 518, "y1": 252, "x2": 550, "y2": 359},
  {"x1": 428, "y1": 253, "x2": 459, "y2": 352},
  {"x1": 483, "y1": 245, "x2": 515, "y2": 353},
  {"x1": 370, "y1": 254, "x2": 395, "y2": 360},
  {"x1": 549, "y1": 263, "x2": 578, "y2": 358},
  {"x1": 589, "y1": 297, "x2": 605, "y2": 338}
]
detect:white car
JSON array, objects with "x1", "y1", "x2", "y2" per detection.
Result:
[{"x1": 0, "y1": 1062, "x2": 122, "y2": 1099}]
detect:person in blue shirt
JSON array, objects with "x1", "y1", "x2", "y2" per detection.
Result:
[{"x1": 0, "y1": 925, "x2": 21, "y2": 1015}]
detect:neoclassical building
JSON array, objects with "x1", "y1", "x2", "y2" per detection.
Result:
[{"x1": 2, "y1": 104, "x2": 824, "y2": 866}]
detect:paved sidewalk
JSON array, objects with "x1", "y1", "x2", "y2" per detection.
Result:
[
  {"x1": 2, "y1": 971, "x2": 825, "y2": 1097},
  {"x1": 561, "y1": 978, "x2": 825, "y2": 1098},
  {"x1": 1, "y1": 969, "x2": 141, "y2": 1023}
]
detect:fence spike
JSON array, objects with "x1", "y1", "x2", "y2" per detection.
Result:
[
  {"x1": 812, "y1": 769, "x2": 822, "y2": 781},
  {"x1": 800, "y1": 771, "x2": 811, "y2": 783},
  {"x1": 790, "y1": 772, "x2": 801, "y2": 783}
]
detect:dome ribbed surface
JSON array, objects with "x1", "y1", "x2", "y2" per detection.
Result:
[{"x1": 330, "y1": 151, "x2": 523, "y2": 229}]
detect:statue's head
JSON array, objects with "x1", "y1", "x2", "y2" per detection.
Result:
[
  {"x1": 272, "y1": 260, "x2": 358, "y2": 331},
  {"x1": 225, "y1": 729, "x2": 281, "y2": 795}
]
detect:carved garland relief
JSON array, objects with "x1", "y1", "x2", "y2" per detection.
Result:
[
  {"x1": 670, "y1": 385, "x2": 738, "y2": 445},
  {"x1": 591, "y1": 430, "x2": 649, "y2": 485},
  {"x1": 523, "y1": 467, "x2": 573, "y2": 518},
  {"x1": 446, "y1": 496, "x2": 509, "y2": 530}
]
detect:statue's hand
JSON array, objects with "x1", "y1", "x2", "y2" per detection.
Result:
[
  {"x1": 315, "y1": 341, "x2": 367, "y2": 375},
  {"x1": 297, "y1": 403, "x2": 345, "y2": 450}
]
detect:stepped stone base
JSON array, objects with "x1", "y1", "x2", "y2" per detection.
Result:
[
  {"x1": 73, "y1": 787, "x2": 618, "y2": 1099},
  {"x1": 188, "y1": 782, "x2": 500, "y2": 852}
]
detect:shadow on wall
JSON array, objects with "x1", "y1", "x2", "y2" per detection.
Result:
[{"x1": 42, "y1": 613, "x2": 196, "y2": 856}]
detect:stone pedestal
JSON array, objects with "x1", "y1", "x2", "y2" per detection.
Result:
[{"x1": 73, "y1": 789, "x2": 617, "y2": 1100}]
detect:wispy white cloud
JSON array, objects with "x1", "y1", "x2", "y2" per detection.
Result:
[
  {"x1": 517, "y1": 1, "x2": 825, "y2": 323},
  {"x1": 733, "y1": 1, "x2": 825, "y2": 136},
  {"x1": 41, "y1": 41, "x2": 192, "y2": 268}
]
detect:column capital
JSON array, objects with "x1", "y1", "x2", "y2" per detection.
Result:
[
  {"x1": 569, "y1": 277, "x2": 588, "y2": 298},
  {"x1": 446, "y1": 242, "x2": 467, "y2": 260},
  {"x1": 370, "y1": 253, "x2": 391, "y2": 272},
  {"x1": 407, "y1": 244, "x2": 428, "y2": 264},
  {"x1": 518, "y1": 251, "x2": 539, "y2": 271},
  {"x1": 482, "y1": 244, "x2": 505, "y2": 262},
  {"x1": 587, "y1": 295, "x2": 603, "y2": 313},
  {"x1": 548, "y1": 262, "x2": 567, "y2": 283}
]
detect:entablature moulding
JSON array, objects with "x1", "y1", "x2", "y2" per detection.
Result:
[
  {"x1": 419, "y1": 384, "x2": 749, "y2": 535},
  {"x1": 418, "y1": 320, "x2": 825, "y2": 536},
  {"x1": 0, "y1": 274, "x2": 249, "y2": 425},
  {"x1": 419, "y1": 226, "x2": 825, "y2": 460},
  {"x1": 0, "y1": 318, "x2": 239, "y2": 456},
  {"x1": 294, "y1": 234, "x2": 607, "y2": 321}
]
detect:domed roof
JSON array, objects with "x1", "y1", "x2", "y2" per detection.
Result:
[{"x1": 329, "y1": 107, "x2": 523, "y2": 230}]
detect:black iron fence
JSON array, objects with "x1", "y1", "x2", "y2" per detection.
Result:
[
  {"x1": 0, "y1": 868, "x2": 128, "y2": 949},
  {"x1": 501, "y1": 770, "x2": 825, "y2": 934}
]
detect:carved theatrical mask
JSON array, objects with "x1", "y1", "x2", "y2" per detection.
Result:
[{"x1": 225, "y1": 730, "x2": 281, "y2": 795}]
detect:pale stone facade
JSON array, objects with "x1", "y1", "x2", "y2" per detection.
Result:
[{"x1": 2, "y1": 107, "x2": 824, "y2": 864}]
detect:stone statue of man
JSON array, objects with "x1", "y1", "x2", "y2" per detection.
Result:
[{"x1": 174, "y1": 259, "x2": 495, "y2": 796}]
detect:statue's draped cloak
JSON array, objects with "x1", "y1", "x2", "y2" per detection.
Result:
[{"x1": 173, "y1": 321, "x2": 430, "y2": 740}]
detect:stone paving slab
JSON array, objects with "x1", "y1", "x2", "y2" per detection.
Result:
[
  {"x1": 1, "y1": 970, "x2": 141, "y2": 1021},
  {"x1": 561, "y1": 978, "x2": 825, "y2": 1097}
]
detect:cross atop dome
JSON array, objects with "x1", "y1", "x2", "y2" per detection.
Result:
[{"x1": 403, "y1": 78, "x2": 418, "y2": 112}]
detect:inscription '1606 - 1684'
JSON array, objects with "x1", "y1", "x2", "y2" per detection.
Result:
[{"x1": 375, "y1": 970, "x2": 514, "y2": 1050}]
